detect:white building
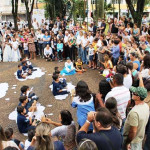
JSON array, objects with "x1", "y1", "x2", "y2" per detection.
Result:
[{"x1": 0, "y1": 0, "x2": 26, "y2": 21}]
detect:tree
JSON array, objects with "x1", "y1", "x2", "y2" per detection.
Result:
[
  {"x1": 44, "y1": 0, "x2": 66, "y2": 20},
  {"x1": 95, "y1": 0, "x2": 104, "y2": 20},
  {"x1": 24, "y1": 0, "x2": 35, "y2": 29},
  {"x1": 12, "y1": 0, "x2": 19, "y2": 31},
  {"x1": 125, "y1": 0, "x2": 146, "y2": 27}
]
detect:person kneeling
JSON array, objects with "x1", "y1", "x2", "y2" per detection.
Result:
[
  {"x1": 44, "y1": 44, "x2": 53, "y2": 61},
  {"x1": 52, "y1": 74, "x2": 69, "y2": 96},
  {"x1": 17, "y1": 64, "x2": 26, "y2": 79}
]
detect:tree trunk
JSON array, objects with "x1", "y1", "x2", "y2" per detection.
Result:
[
  {"x1": 24, "y1": 0, "x2": 35, "y2": 29},
  {"x1": 119, "y1": 0, "x2": 121, "y2": 17},
  {"x1": 12, "y1": 0, "x2": 18, "y2": 31},
  {"x1": 125, "y1": 0, "x2": 146, "y2": 27},
  {"x1": 98, "y1": 0, "x2": 104, "y2": 18}
]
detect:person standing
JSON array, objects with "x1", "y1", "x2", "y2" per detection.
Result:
[
  {"x1": 123, "y1": 73, "x2": 149, "y2": 150},
  {"x1": 28, "y1": 34, "x2": 36, "y2": 60}
]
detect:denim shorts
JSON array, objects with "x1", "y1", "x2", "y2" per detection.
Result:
[{"x1": 89, "y1": 55, "x2": 94, "y2": 61}]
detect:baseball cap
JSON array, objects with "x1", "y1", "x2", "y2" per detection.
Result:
[{"x1": 130, "y1": 86, "x2": 147, "y2": 100}]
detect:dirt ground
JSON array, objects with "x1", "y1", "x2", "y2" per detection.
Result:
[
  {"x1": 0, "y1": 58, "x2": 150, "y2": 142},
  {"x1": 0, "y1": 58, "x2": 102, "y2": 142}
]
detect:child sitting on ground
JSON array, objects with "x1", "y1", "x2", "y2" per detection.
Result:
[
  {"x1": 53, "y1": 70, "x2": 67, "y2": 88},
  {"x1": 17, "y1": 106, "x2": 36, "y2": 133},
  {"x1": 60, "y1": 57, "x2": 76, "y2": 76},
  {"x1": 18, "y1": 96, "x2": 37, "y2": 113},
  {"x1": 17, "y1": 64, "x2": 26, "y2": 79},
  {"x1": 52, "y1": 74, "x2": 69, "y2": 96},
  {"x1": 20, "y1": 85, "x2": 39, "y2": 101},
  {"x1": 5, "y1": 128, "x2": 24, "y2": 150},
  {"x1": 75, "y1": 58, "x2": 85, "y2": 73},
  {"x1": 25, "y1": 129, "x2": 35, "y2": 150},
  {"x1": 22, "y1": 61, "x2": 32, "y2": 75},
  {"x1": 100, "y1": 54, "x2": 113, "y2": 77}
]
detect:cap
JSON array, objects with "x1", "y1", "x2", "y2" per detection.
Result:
[
  {"x1": 130, "y1": 86, "x2": 147, "y2": 100},
  {"x1": 66, "y1": 57, "x2": 70, "y2": 60}
]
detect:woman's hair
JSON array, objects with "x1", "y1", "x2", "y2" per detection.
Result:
[
  {"x1": 116, "y1": 64, "x2": 128, "y2": 75},
  {"x1": 0, "y1": 125, "x2": 7, "y2": 150},
  {"x1": 102, "y1": 40, "x2": 107, "y2": 46},
  {"x1": 105, "y1": 97, "x2": 120, "y2": 129},
  {"x1": 60, "y1": 110, "x2": 73, "y2": 125},
  {"x1": 99, "y1": 80, "x2": 111, "y2": 100},
  {"x1": 35, "y1": 122, "x2": 54, "y2": 150},
  {"x1": 104, "y1": 55, "x2": 109, "y2": 61},
  {"x1": 78, "y1": 139, "x2": 98, "y2": 150},
  {"x1": 143, "y1": 54, "x2": 150, "y2": 69},
  {"x1": 76, "y1": 80, "x2": 91, "y2": 102}
]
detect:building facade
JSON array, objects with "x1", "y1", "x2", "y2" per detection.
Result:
[{"x1": 0, "y1": 0, "x2": 26, "y2": 21}]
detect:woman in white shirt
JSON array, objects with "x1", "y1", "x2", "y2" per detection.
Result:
[
  {"x1": 76, "y1": 31, "x2": 83, "y2": 59},
  {"x1": 44, "y1": 44, "x2": 53, "y2": 61},
  {"x1": 81, "y1": 33, "x2": 89, "y2": 64}
]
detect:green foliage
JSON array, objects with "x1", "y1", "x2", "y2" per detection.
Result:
[{"x1": 104, "y1": 2, "x2": 114, "y2": 12}]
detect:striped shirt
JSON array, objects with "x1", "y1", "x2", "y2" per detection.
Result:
[{"x1": 105, "y1": 86, "x2": 131, "y2": 119}]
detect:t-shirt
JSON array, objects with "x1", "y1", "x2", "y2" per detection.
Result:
[
  {"x1": 2, "y1": 141, "x2": 19, "y2": 150},
  {"x1": 77, "y1": 126, "x2": 123, "y2": 150},
  {"x1": 105, "y1": 86, "x2": 130, "y2": 119},
  {"x1": 51, "y1": 121, "x2": 75, "y2": 141},
  {"x1": 89, "y1": 48, "x2": 94, "y2": 56},
  {"x1": 123, "y1": 74, "x2": 133, "y2": 89},
  {"x1": 17, "y1": 70, "x2": 22, "y2": 79},
  {"x1": 123, "y1": 103, "x2": 149, "y2": 143},
  {"x1": 17, "y1": 114, "x2": 30, "y2": 133},
  {"x1": 71, "y1": 95, "x2": 95, "y2": 130}
]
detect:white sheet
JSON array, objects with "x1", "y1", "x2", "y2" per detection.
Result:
[
  {"x1": 49, "y1": 82, "x2": 75, "y2": 100},
  {"x1": 0, "y1": 83, "x2": 9, "y2": 98},
  {"x1": 14, "y1": 67, "x2": 45, "y2": 81},
  {"x1": 9, "y1": 103, "x2": 45, "y2": 123}
]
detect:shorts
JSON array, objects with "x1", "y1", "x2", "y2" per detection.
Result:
[
  {"x1": 24, "y1": 50, "x2": 29, "y2": 55},
  {"x1": 89, "y1": 55, "x2": 94, "y2": 61}
]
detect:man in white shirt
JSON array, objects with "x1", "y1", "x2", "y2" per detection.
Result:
[
  {"x1": 105, "y1": 73, "x2": 131, "y2": 134},
  {"x1": 76, "y1": 31, "x2": 83, "y2": 59}
]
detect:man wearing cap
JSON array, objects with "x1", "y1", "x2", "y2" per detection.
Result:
[{"x1": 123, "y1": 73, "x2": 149, "y2": 150}]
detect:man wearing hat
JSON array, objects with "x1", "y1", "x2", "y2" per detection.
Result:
[{"x1": 123, "y1": 73, "x2": 149, "y2": 150}]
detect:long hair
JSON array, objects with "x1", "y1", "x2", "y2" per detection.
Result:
[
  {"x1": 0, "y1": 125, "x2": 7, "y2": 150},
  {"x1": 105, "y1": 97, "x2": 121, "y2": 129},
  {"x1": 35, "y1": 123, "x2": 54, "y2": 150},
  {"x1": 76, "y1": 81, "x2": 91, "y2": 102}
]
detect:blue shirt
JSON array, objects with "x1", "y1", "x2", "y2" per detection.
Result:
[
  {"x1": 22, "y1": 65, "x2": 28, "y2": 71},
  {"x1": 17, "y1": 114, "x2": 30, "y2": 133},
  {"x1": 133, "y1": 60, "x2": 141, "y2": 71},
  {"x1": 111, "y1": 45, "x2": 120, "y2": 58},
  {"x1": 71, "y1": 95, "x2": 95, "y2": 130},
  {"x1": 57, "y1": 43, "x2": 63, "y2": 52},
  {"x1": 17, "y1": 70, "x2": 22, "y2": 79},
  {"x1": 52, "y1": 81, "x2": 63, "y2": 96},
  {"x1": 43, "y1": 35, "x2": 50, "y2": 44}
]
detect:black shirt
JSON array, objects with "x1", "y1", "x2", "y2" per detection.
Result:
[
  {"x1": 77, "y1": 126, "x2": 123, "y2": 150},
  {"x1": 111, "y1": 24, "x2": 118, "y2": 34}
]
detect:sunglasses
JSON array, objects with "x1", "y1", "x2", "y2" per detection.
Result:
[{"x1": 133, "y1": 92, "x2": 139, "y2": 96}]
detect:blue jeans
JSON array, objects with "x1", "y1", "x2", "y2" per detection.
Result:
[
  {"x1": 120, "y1": 118, "x2": 126, "y2": 135},
  {"x1": 81, "y1": 47, "x2": 87, "y2": 64},
  {"x1": 77, "y1": 45, "x2": 82, "y2": 59},
  {"x1": 113, "y1": 57, "x2": 119, "y2": 66}
]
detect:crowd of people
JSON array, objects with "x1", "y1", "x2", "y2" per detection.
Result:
[{"x1": 0, "y1": 14, "x2": 150, "y2": 150}]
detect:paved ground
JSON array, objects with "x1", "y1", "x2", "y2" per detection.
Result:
[
  {"x1": 0, "y1": 58, "x2": 102, "y2": 141},
  {"x1": 0, "y1": 58, "x2": 150, "y2": 142}
]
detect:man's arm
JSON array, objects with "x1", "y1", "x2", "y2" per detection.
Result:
[{"x1": 126, "y1": 126, "x2": 137, "y2": 144}]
